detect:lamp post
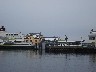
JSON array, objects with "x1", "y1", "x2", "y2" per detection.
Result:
[
  {"x1": 81, "y1": 37, "x2": 82, "y2": 46},
  {"x1": 65, "y1": 35, "x2": 68, "y2": 45}
]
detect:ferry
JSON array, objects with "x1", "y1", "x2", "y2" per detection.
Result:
[
  {"x1": 0, "y1": 41, "x2": 35, "y2": 50},
  {"x1": 3, "y1": 41, "x2": 33, "y2": 46}
]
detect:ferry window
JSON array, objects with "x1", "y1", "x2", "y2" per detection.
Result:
[
  {"x1": 6, "y1": 34, "x2": 8, "y2": 35},
  {"x1": 11, "y1": 34, "x2": 13, "y2": 36},
  {"x1": 89, "y1": 37, "x2": 95, "y2": 40},
  {"x1": 14, "y1": 34, "x2": 18, "y2": 35}
]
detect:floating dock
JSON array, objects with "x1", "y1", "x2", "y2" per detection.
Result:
[
  {"x1": 45, "y1": 46, "x2": 96, "y2": 53},
  {"x1": 1, "y1": 45, "x2": 96, "y2": 54}
]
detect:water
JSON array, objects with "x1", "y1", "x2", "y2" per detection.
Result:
[{"x1": 0, "y1": 50, "x2": 96, "y2": 72}]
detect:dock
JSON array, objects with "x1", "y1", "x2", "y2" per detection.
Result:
[{"x1": 45, "y1": 46, "x2": 96, "y2": 53}]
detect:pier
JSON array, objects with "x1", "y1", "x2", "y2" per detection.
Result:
[
  {"x1": 0, "y1": 45, "x2": 96, "y2": 54},
  {"x1": 45, "y1": 46, "x2": 96, "y2": 53}
]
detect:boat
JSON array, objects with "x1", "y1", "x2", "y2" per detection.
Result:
[
  {"x1": 3, "y1": 41, "x2": 34, "y2": 46},
  {"x1": 0, "y1": 41, "x2": 35, "y2": 50},
  {"x1": 11, "y1": 42, "x2": 33, "y2": 46}
]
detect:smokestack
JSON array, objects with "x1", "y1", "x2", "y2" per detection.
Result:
[{"x1": 0, "y1": 26, "x2": 5, "y2": 31}]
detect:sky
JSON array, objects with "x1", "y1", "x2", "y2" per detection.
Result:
[{"x1": 0, "y1": 0, "x2": 96, "y2": 41}]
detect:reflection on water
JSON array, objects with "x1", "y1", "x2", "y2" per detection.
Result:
[{"x1": 0, "y1": 50, "x2": 96, "y2": 72}]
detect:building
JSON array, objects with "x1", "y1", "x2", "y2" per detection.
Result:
[
  {"x1": 24, "y1": 32, "x2": 43, "y2": 47},
  {"x1": 57, "y1": 40, "x2": 82, "y2": 46},
  {"x1": 88, "y1": 29, "x2": 96, "y2": 47},
  {"x1": 42, "y1": 36, "x2": 59, "y2": 46},
  {"x1": 43, "y1": 36, "x2": 83, "y2": 47},
  {"x1": 43, "y1": 36, "x2": 59, "y2": 41}
]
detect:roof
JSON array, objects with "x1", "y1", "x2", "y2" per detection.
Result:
[
  {"x1": 43, "y1": 37, "x2": 59, "y2": 41},
  {"x1": 88, "y1": 34, "x2": 96, "y2": 37},
  {"x1": 90, "y1": 31, "x2": 96, "y2": 34},
  {"x1": 92, "y1": 31, "x2": 96, "y2": 32},
  {"x1": 43, "y1": 37, "x2": 58, "y2": 38},
  {"x1": 29, "y1": 32, "x2": 41, "y2": 35}
]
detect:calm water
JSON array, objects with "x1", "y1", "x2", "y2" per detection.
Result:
[{"x1": 0, "y1": 50, "x2": 96, "y2": 72}]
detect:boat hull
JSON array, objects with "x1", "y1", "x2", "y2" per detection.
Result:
[{"x1": 0, "y1": 45, "x2": 35, "y2": 50}]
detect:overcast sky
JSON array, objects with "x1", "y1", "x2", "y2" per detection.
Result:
[{"x1": 0, "y1": 0, "x2": 96, "y2": 41}]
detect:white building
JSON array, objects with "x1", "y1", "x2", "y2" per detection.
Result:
[
  {"x1": 43, "y1": 37, "x2": 59, "y2": 41},
  {"x1": 88, "y1": 29, "x2": 96, "y2": 47}
]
